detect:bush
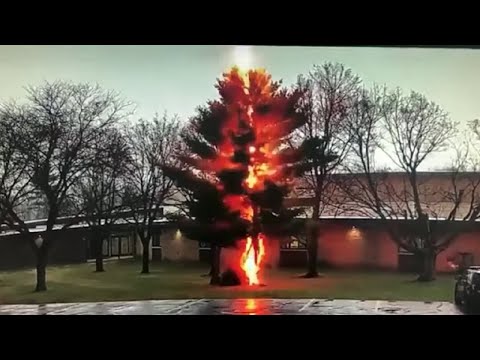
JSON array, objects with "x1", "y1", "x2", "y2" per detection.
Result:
[{"x1": 219, "y1": 268, "x2": 241, "y2": 286}]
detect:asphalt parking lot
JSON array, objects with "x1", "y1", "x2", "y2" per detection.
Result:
[{"x1": 0, "y1": 299, "x2": 464, "y2": 315}]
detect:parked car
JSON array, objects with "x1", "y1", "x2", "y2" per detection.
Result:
[{"x1": 454, "y1": 266, "x2": 480, "y2": 313}]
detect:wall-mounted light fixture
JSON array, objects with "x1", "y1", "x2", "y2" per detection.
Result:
[
  {"x1": 34, "y1": 235, "x2": 44, "y2": 248},
  {"x1": 347, "y1": 226, "x2": 362, "y2": 242},
  {"x1": 174, "y1": 229, "x2": 182, "y2": 241}
]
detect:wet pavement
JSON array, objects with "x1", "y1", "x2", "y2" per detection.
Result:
[{"x1": 0, "y1": 299, "x2": 464, "y2": 315}]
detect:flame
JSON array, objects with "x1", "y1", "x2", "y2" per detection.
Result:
[
  {"x1": 245, "y1": 166, "x2": 258, "y2": 189},
  {"x1": 211, "y1": 67, "x2": 299, "y2": 286},
  {"x1": 223, "y1": 195, "x2": 254, "y2": 221},
  {"x1": 240, "y1": 235, "x2": 265, "y2": 286},
  {"x1": 245, "y1": 163, "x2": 277, "y2": 190}
]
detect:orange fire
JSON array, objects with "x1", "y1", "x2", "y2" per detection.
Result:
[
  {"x1": 223, "y1": 195, "x2": 253, "y2": 221},
  {"x1": 211, "y1": 67, "x2": 300, "y2": 286},
  {"x1": 240, "y1": 235, "x2": 265, "y2": 285},
  {"x1": 245, "y1": 163, "x2": 277, "y2": 190}
]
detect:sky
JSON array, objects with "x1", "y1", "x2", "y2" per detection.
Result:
[{"x1": 0, "y1": 45, "x2": 479, "y2": 169}]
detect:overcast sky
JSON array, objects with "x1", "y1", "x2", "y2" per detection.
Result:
[{"x1": 0, "y1": 45, "x2": 479, "y2": 169}]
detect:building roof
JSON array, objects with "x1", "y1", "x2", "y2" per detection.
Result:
[
  {"x1": 0, "y1": 207, "x2": 176, "y2": 237},
  {"x1": 3, "y1": 171, "x2": 480, "y2": 237}
]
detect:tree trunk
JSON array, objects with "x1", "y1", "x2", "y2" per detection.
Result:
[
  {"x1": 208, "y1": 246, "x2": 214, "y2": 276},
  {"x1": 95, "y1": 256, "x2": 104, "y2": 273},
  {"x1": 141, "y1": 239, "x2": 150, "y2": 274},
  {"x1": 35, "y1": 247, "x2": 48, "y2": 292},
  {"x1": 418, "y1": 249, "x2": 437, "y2": 282},
  {"x1": 94, "y1": 233, "x2": 105, "y2": 273},
  {"x1": 201, "y1": 246, "x2": 214, "y2": 277},
  {"x1": 305, "y1": 231, "x2": 319, "y2": 278},
  {"x1": 304, "y1": 217, "x2": 320, "y2": 278},
  {"x1": 210, "y1": 245, "x2": 221, "y2": 285}
]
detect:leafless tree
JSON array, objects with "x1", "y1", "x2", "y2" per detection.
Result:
[
  {"x1": 72, "y1": 127, "x2": 131, "y2": 272},
  {"x1": 293, "y1": 63, "x2": 361, "y2": 277},
  {"x1": 338, "y1": 86, "x2": 480, "y2": 281},
  {"x1": 0, "y1": 112, "x2": 35, "y2": 239},
  {"x1": 0, "y1": 81, "x2": 131, "y2": 291},
  {"x1": 122, "y1": 114, "x2": 182, "y2": 274}
]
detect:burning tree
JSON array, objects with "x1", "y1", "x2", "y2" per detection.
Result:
[{"x1": 163, "y1": 68, "x2": 308, "y2": 286}]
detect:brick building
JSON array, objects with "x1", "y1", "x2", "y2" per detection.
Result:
[
  {"x1": 1, "y1": 172, "x2": 480, "y2": 272},
  {"x1": 276, "y1": 171, "x2": 480, "y2": 272}
]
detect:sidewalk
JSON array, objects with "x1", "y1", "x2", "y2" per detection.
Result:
[{"x1": 0, "y1": 299, "x2": 463, "y2": 315}]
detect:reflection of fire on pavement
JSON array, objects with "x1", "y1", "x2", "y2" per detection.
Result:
[{"x1": 227, "y1": 299, "x2": 271, "y2": 315}]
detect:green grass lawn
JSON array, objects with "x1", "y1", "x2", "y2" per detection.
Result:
[{"x1": 0, "y1": 260, "x2": 456, "y2": 304}]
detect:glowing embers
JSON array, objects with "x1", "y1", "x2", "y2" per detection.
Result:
[
  {"x1": 240, "y1": 234, "x2": 266, "y2": 286},
  {"x1": 245, "y1": 163, "x2": 277, "y2": 190},
  {"x1": 223, "y1": 195, "x2": 254, "y2": 221}
]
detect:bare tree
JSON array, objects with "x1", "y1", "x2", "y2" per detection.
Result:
[
  {"x1": 339, "y1": 86, "x2": 479, "y2": 281},
  {"x1": 0, "y1": 111, "x2": 35, "y2": 241},
  {"x1": 72, "y1": 127, "x2": 131, "y2": 272},
  {"x1": 0, "y1": 81, "x2": 131, "y2": 291},
  {"x1": 122, "y1": 114, "x2": 182, "y2": 274},
  {"x1": 294, "y1": 63, "x2": 361, "y2": 277}
]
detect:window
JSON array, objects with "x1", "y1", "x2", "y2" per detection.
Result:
[
  {"x1": 199, "y1": 241, "x2": 211, "y2": 249},
  {"x1": 398, "y1": 237, "x2": 421, "y2": 255},
  {"x1": 120, "y1": 237, "x2": 130, "y2": 254},
  {"x1": 102, "y1": 239, "x2": 109, "y2": 256},
  {"x1": 152, "y1": 233, "x2": 161, "y2": 248},
  {"x1": 398, "y1": 246, "x2": 414, "y2": 255},
  {"x1": 108, "y1": 235, "x2": 134, "y2": 256},
  {"x1": 129, "y1": 237, "x2": 134, "y2": 253},
  {"x1": 281, "y1": 236, "x2": 306, "y2": 250},
  {"x1": 111, "y1": 237, "x2": 120, "y2": 256}
]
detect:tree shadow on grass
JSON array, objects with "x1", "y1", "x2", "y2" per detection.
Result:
[
  {"x1": 403, "y1": 278, "x2": 422, "y2": 283},
  {"x1": 295, "y1": 273, "x2": 325, "y2": 279}
]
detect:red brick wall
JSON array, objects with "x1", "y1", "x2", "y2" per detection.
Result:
[
  {"x1": 318, "y1": 224, "x2": 398, "y2": 270},
  {"x1": 160, "y1": 229, "x2": 199, "y2": 261},
  {"x1": 214, "y1": 224, "x2": 480, "y2": 273},
  {"x1": 437, "y1": 232, "x2": 480, "y2": 272},
  {"x1": 318, "y1": 225, "x2": 480, "y2": 272}
]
